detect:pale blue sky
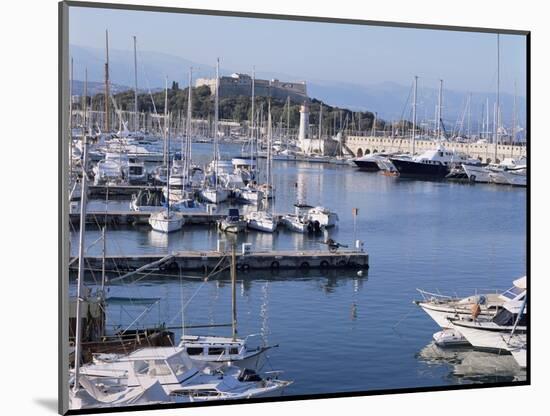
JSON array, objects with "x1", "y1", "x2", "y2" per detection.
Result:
[{"x1": 69, "y1": 5, "x2": 527, "y2": 96}]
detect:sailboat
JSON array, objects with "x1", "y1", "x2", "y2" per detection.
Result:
[
  {"x1": 246, "y1": 101, "x2": 278, "y2": 233},
  {"x1": 149, "y1": 78, "x2": 184, "y2": 233},
  {"x1": 200, "y1": 58, "x2": 229, "y2": 204}
]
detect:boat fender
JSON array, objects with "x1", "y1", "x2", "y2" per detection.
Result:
[
  {"x1": 270, "y1": 261, "x2": 280, "y2": 269},
  {"x1": 299, "y1": 261, "x2": 310, "y2": 269},
  {"x1": 320, "y1": 260, "x2": 330, "y2": 268}
]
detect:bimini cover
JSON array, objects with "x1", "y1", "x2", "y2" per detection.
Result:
[{"x1": 513, "y1": 276, "x2": 527, "y2": 290}]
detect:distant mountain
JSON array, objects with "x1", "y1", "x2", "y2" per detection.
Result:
[{"x1": 69, "y1": 44, "x2": 526, "y2": 128}]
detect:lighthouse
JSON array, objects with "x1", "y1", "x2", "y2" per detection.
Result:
[{"x1": 298, "y1": 102, "x2": 310, "y2": 148}]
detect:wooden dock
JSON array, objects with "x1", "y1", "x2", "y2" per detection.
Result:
[{"x1": 71, "y1": 249, "x2": 369, "y2": 273}]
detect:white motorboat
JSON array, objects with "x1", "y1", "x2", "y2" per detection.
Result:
[
  {"x1": 462, "y1": 158, "x2": 525, "y2": 184},
  {"x1": 414, "y1": 276, "x2": 526, "y2": 329},
  {"x1": 179, "y1": 335, "x2": 272, "y2": 371},
  {"x1": 218, "y1": 209, "x2": 247, "y2": 233},
  {"x1": 92, "y1": 153, "x2": 129, "y2": 185},
  {"x1": 502, "y1": 167, "x2": 527, "y2": 187},
  {"x1": 76, "y1": 346, "x2": 291, "y2": 403},
  {"x1": 280, "y1": 213, "x2": 312, "y2": 233},
  {"x1": 148, "y1": 211, "x2": 184, "y2": 233},
  {"x1": 307, "y1": 206, "x2": 338, "y2": 228},
  {"x1": 448, "y1": 300, "x2": 527, "y2": 352},
  {"x1": 246, "y1": 210, "x2": 278, "y2": 233}
]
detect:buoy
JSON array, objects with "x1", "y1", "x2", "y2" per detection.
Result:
[{"x1": 357, "y1": 270, "x2": 364, "y2": 276}]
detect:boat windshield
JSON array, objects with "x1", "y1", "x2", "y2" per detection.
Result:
[{"x1": 500, "y1": 286, "x2": 525, "y2": 301}]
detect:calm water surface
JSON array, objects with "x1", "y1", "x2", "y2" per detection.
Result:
[{"x1": 70, "y1": 143, "x2": 527, "y2": 395}]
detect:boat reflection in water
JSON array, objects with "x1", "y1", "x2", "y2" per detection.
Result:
[{"x1": 416, "y1": 342, "x2": 526, "y2": 383}]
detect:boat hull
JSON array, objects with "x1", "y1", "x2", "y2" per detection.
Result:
[{"x1": 390, "y1": 158, "x2": 449, "y2": 178}]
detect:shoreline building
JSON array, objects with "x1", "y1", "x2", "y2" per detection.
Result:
[{"x1": 196, "y1": 72, "x2": 308, "y2": 101}]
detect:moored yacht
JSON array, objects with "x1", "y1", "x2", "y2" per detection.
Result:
[
  {"x1": 414, "y1": 276, "x2": 526, "y2": 329},
  {"x1": 390, "y1": 145, "x2": 476, "y2": 178},
  {"x1": 246, "y1": 210, "x2": 278, "y2": 233}
]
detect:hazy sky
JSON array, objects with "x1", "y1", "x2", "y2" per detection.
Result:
[{"x1": 69, "y1": 6, "x2": 527, "y2": 96}]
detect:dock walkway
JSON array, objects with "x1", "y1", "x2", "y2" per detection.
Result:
[{"x1": 71, "y1": 249, "x2": 369, "y2": 272}]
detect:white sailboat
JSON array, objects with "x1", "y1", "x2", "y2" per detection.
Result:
[
  {"x1": 149, "y1": 78, "x2": 184, "y2": 233},
  {"x1": 246, "y1": 102, "x2": 278, "y2": 233},
  {"x1": 200, "y1": 58, "x2": 229, "y2": 204}
]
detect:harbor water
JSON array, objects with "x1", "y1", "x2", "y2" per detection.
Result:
[{"x1": 70, "y1": 143, "x2": 527, "y2": 395}]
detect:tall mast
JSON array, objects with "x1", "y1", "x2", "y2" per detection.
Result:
[
  {"x1": 184, "y1": 67, "x2": 193, "y2": 188},
  {"x1": 214, "y1": 58, "x2": 220, "y2": 188},
  {"x1": 286, "y1": 96, "x2": 290, "y2": 151},
  {"x1": 436, "y1": 79, "x2": 443, "y2": 141},
  {"x1": 266, "y1": 100, "x2": 273, "y2": 212},
  {"x1": 495, "y1": 34, "x2": 500, "y2": 161},
  {"x1": 486, "y1": 97, "x2": 490, "y2": 140},
  {"x1": 69, "y1": 57, "x2": 73, "y2": 177},
  {"x1": 467, "y1": 93, "x2": 471, "y2": 139},
  {"x1": 133, "y1": 35, "x2": 138, "y2": 132},
  {"x1": 104, "y1": 30, "x2": 110, "y2": 133},
  {"x1": 411, "y1": 75, "x2": 418, "y2": 154},
  {"x1": 73, "y1": 84, "x2": 90, "y2": 391},
  {"x1": 250, "y1": 67, "x2": 255, "y2": 164},
  {"x1": 512, "y1": 80, "x2": 517, "y2": 144},
  {"x1": 231, "y1": 243, "x2": 237, "y2": 341},
  {"x1": 318, "y1": 103, "x2": 323, "y2": 153},
  {"x1": 164, "y1": 77, "x2": 170, "y2": 216}
]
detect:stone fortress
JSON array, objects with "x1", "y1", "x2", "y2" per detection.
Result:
[{"x1": 195, "y1": 72, "x2": 308, "y2": 102}]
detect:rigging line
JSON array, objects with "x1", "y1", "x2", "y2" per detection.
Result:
[{"x1": 119, "y1": 300, "x2": 161, "y2": 335}]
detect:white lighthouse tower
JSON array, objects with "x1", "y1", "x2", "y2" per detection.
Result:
[{"x1": 298, "y1": 102, "x2": 310, "y2": 150}]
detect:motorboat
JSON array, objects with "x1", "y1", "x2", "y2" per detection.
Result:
[
  {"x1": 218, "y1": 209, "x2": 247, "y2": 233},
  {"x1": 448, "y1": 300, "x2": 527, "y2": 352},
  {"x1": 178, "y1": 335, "x2": 272, "y2": 371},
  {"x1": 280, "y1": 213, "x2": 313, "y2": 233},
  {"x1": 307, "y1": 206, "x2": 338, "y2": 228},
  {"x1": 246, "y1": 210, "x2": 278, "y2": 233},
  {"x1": 353, "y1": 153, "x2": 387, "y2": 171},
  {"x1": 128, "y1": 158, "x2": 147, "y2": 184},
  {"x1": 148, "y1": 211, "x2": 184, "y2": 233},
  {"x1": 92, "y1": 153, "x2": 129, "y2": 185},
  {"x1": 75, "y1": 347, "x2": 291, "y2": 403},
  {"x1": 414, "y1": 276, "x2": 526, "y2": 329},
  {"x1": 390, "y1": 145, "x2": 477, "y2": 178},
  {"x1": 462, "y1": 157, "x2": 525, "y2": 184}
]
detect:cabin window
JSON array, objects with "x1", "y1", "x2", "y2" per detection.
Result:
[
  {"x1": 500, "y1": 286, "x2": 524, "y2": 301},
  {"x1": 208, "y1": 347, "x2": 226, "y2": 356},
  {"x1": 186, "y1": 347, "x2": 204, "y2": 356},
  {"x1": 229, "y1": 347, "x2": 239, "y2": 355},
  {"x1": 144, "y1": 360, "x2": 172, "y2": 376}
]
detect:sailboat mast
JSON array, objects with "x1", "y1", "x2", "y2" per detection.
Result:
[
  {"x1": 318, "y1": 103, "x2": 323, "y2": 153},
  {"x1": 73, "y1": 109, "x2": 90, "y2": 392},
  {"x1": 133, "y1": 35, "x2": 138, "y2": 132},
  {"x1": 164, "y1": 77, "x2": 170, "y2": 216},
  {"x1": 250, "y1": 67, "x2": 255, "y2": 165},
  {"x1": 184, "y1": 67, "x2": 193, "y2": 188},
  {"x1": 411, "y1": 75, "x2": 418, "y2": 154},
  {"x1": 69, "y1": 57, "x2": 73, "y2": 177},
  {"x1": 214, "y1": 58, "x2": 220, "y2": 188},
  {"x1": 495, "y1": 34, "x2": 500, "y2": 161},
  {"x1": 231, "y1": 243, "x2": 237, "y2": 341},
  {"x1": 286, "y1": 96, "x2": 290, "y2": 151},
  {"x1": 104, "y1": 30, "x2": 110, "y2": 133},
  {"x1": 436, "y1": 79, "x2": 443, "y2": 141}
]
